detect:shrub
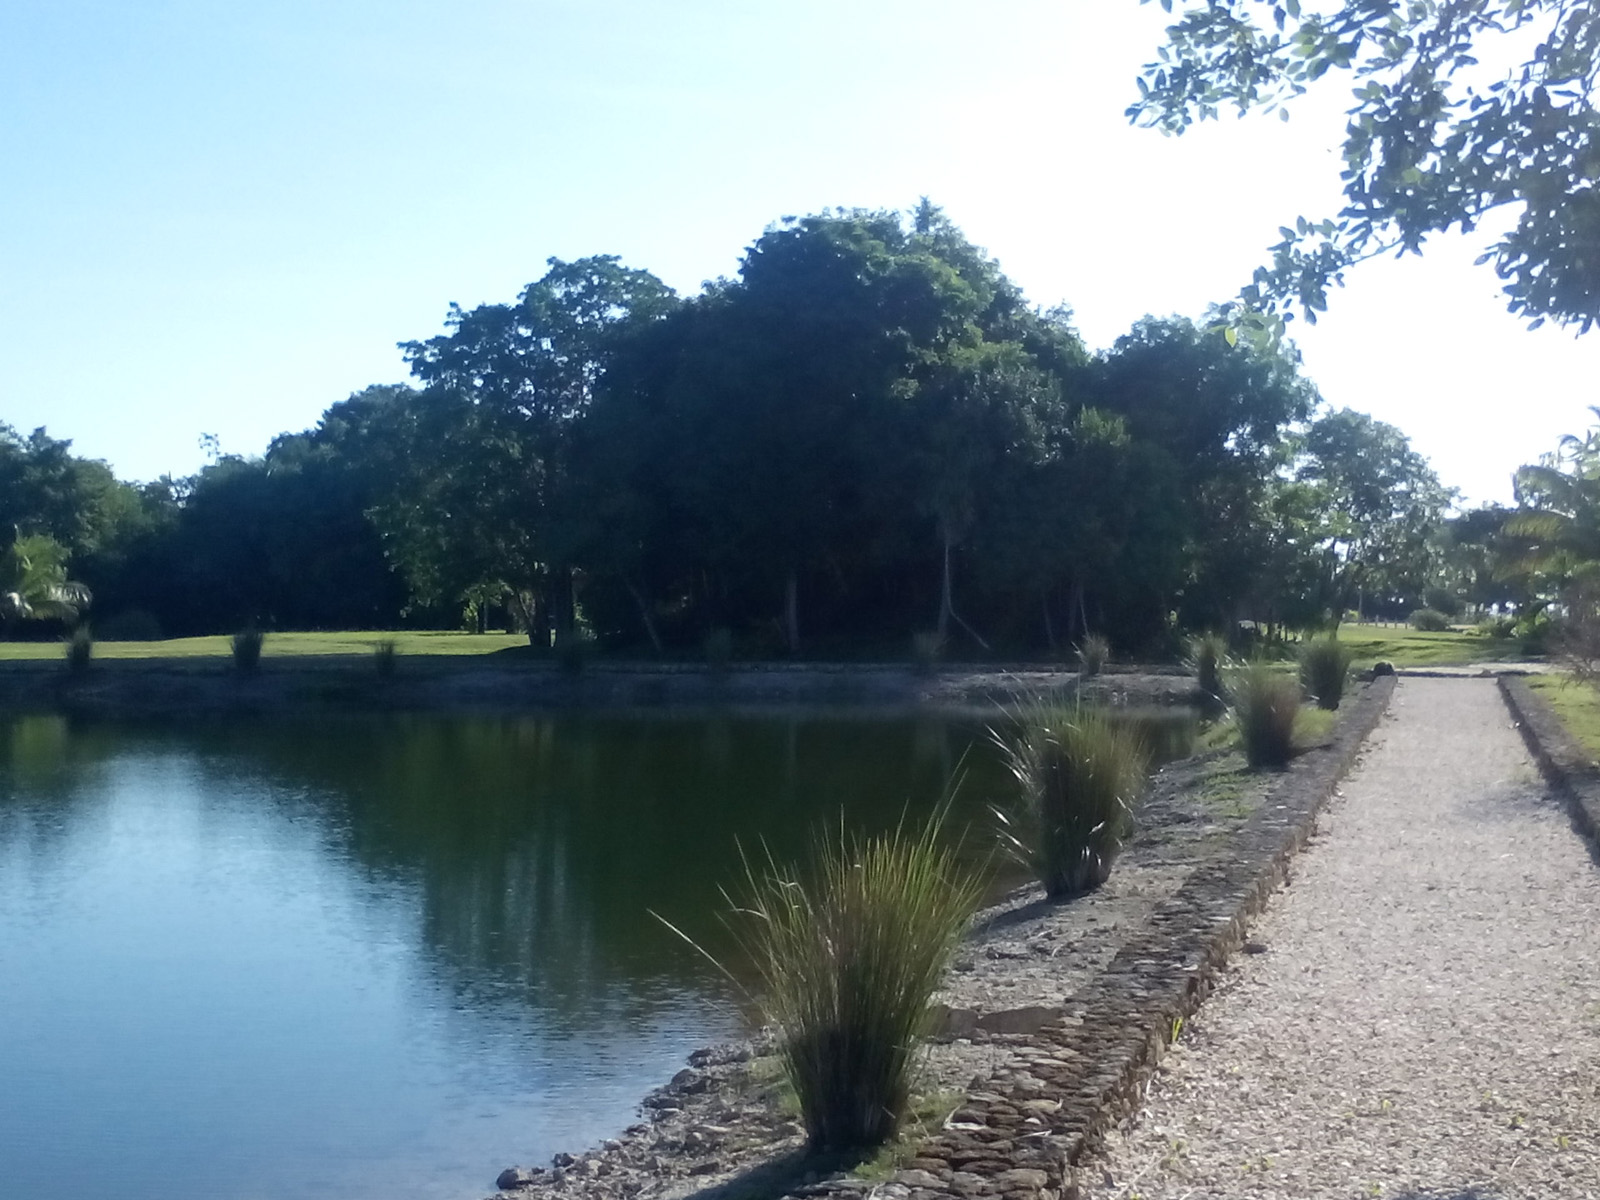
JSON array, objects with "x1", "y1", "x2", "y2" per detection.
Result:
[
  {"x1": 64, "y1": 626, "x2": 93, "y2": 674},
  {"x1": 1232, "y1": 662, "x2": 1300, "y2": 769},
  {"x1": 910, "y1": 631, "x2": 944, "y2": 675},
  {"x1": 231, "y1": 627, "x2": 264, "y2": 672},
  {"x1": 1076, "y1": 633, "x2": 1110, "y2": 678},
  {"x1": 95, "y1": 609, "x2": 163, "y2": 641},
  {"x1": 725, "y1": 814, "x2": 983, "y2": 1151},
  {"x1": 1518, "y1": 611, "x2": 1553, "y2": 656},
  {"x1": 1297, "y1": 637, "x2": 1353, "y2": 710},
  {"x1": 1188, "y1": 632, "x2": 1229, "y2": 701},
  {"x1": 373, "y1": 638, "x2": 398, "y2": 677},
  {"x1": 703, "y1": 626, "x2": 734, "y2": 674},
  {"x1": 1408, "y1": 607, "x2": 1451, "y2": 632},
  {"x1": 995, "y1": 703, "x2": 1149, "y2": 897},
  {"x1": 1475, "y1": 615, "x2": 1516, "y2": 639}
]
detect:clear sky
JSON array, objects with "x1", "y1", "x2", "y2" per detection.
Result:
[{"x1": 2, "y1": 0, "x2": 1592, "y2": 505}]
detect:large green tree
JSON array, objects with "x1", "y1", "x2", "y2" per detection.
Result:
[
  {"x1": 1134, "y1": 0, "x2": 1600, "y2": 332},
  {"x1": 394, "y1": 257, "x2": 677, "y2": 641},
  {"x1": 1293, "y1": 408, "x2": 1454, "y2": 623},
  {"x1": 1089, "y1": 315, "x2": 1318, "y2": 629}
]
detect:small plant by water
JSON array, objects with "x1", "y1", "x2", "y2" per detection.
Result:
[
  {"x1": 910, "y1": 631, "x2": 944, "y2": 675},
  {"x1": 1232, "y1": 662, "x2": 1300, "y2": 769},
  {"x1": 64, "y1": 626, "x2": 93, "y2": 674},
  {"x1": 232, "y1": 627, "x2": 265, "y2": 672},
  {"x1": 1298, "y1": 637, "x2": 1353, "y2": 710},
  {"x1": 373, "y1": 638, "x2": 398, "y2": 677},
  {"x1": 1188, "y1": 632, "x2": 1228, "y2": 702},
  {"x1": 995, "y1": 701, "x2": 1149, "y2": 897},
  {"x1": 712, "y1": 814, "x2": 983, "y2": 1152},
  {"x1": 1077, "y1": 633, "x2": 1110, "y2": 678}
]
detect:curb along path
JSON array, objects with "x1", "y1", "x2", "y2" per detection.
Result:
[{"x1": 1084, "y1": 677, "x2": 1600, "y2": 1199}]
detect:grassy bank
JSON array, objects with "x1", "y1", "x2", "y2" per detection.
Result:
[
  {"x1": 1333, "y1": 624, "x2": 1523, "y2": 670},
  {"x1": 0, "y1": 631, "x2": 529, "y2": 661},
  {"x1": 0, "y1": 623, "x2": 1527, "y2": 670},
  {"x1": 1526, "y1": 674, "x2": 1600, "y2": 758}
]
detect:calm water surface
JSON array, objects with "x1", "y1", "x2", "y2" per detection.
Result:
[{"x1": 0, "y1": 707, "x2": 1195, "y2": 1200}]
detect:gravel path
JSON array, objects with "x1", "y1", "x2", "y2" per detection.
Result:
[{"x1": 1089, "y1": 677, "x2": 1600, "y2": 1200}]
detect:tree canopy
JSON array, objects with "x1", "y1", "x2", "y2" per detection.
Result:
[
  {"x1": 1133, "y1": 0, "x2": 1600, "y2": 332},
  {"x1": 2, "y1": 203, "x2": 1465, "y2": 653}
]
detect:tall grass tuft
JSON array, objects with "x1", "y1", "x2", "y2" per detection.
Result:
[
  {"x1": 64, "y1": 626, "x2": 93, "y2": 674},
  {"x1": 718, "y1": 814, "x2": 983, "y2": 1152},
  {"x1": 231, "y1": 627, "x2": 264, "y2": 672},
  {"x1": 1297, "y1": 637, "x2": 1353, "y2": 710},
  {"x1": 1188, "y1": 632, "x2": 1229, "y2": 702},
  {"x1": 703, "y1": 626, "x2": 734, "y2": 675},
  {"x1": 1232, "y1": 662, "x2": 1300, "y2": 769},
  {"x1": 373, "y1": 638, "x2": 398, "y2": 677},
  {"x1": 995, "y1": 702, "x2": 1149, "y2": 897},
  {"x1": 1076, "y1": 633, "x2": 1110, "y2": 678}
]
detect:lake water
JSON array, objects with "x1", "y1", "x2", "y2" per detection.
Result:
[{"x1": 0, "y1": 706, "x2": 1194, "y2": 1200}]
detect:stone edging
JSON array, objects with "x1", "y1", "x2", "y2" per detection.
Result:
[
  {"x1": 818, "y1": 675, "x2": 1399, "y2": 1200},
  {"x1": 1497, "y1": 675, "x2": 1600, "y2": 847}
]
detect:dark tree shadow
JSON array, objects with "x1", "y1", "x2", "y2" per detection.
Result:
[{"x1": 673, "y1": 1147, "x2": 866, "y2": 1200}]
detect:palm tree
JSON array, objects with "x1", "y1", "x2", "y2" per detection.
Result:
[
  {"x1": 1503, "y1": 409, "x2": 1600, "y2": 589},
  {"x1": 0, "y1": 533, "x2": 91, "y2": 628}
]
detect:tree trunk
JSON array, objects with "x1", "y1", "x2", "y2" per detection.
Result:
[
  {"x1": 625, "y1": 577, "x2": 664, "y2": 655},
  {"x1": 532, "y1": 592, "x2": 550, "y2": 649},
  {"x1": 784, "y1": 568, "x2": 800, "y2": 657},
  {"x1": 545, "y1": 565, "x2": 576, "y2": 649},
  {"x1": 937, "y1": 527, "x2": 954, "y2": 642},
  {"x1": 1042, "y1": 590, "x2": 1058, "y2": 655},
  {"x1": 936, "y1": 521, "x2": 989, "y2": 651}
]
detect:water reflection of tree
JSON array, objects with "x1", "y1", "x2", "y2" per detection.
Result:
[
  {"x1": 173, "y1": 713, "x2": 1003, "y2": 1031},
  {"x1": 0, "y1": 714, "x2": 125, "y2": 852},
  {"x1": 0, "y1": 707, "x2": 1191, "y2": 1035}
]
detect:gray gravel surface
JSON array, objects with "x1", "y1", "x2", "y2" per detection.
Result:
[{"x1": 1089, "y1": 677, "x2": 1600, "y2": 1200}]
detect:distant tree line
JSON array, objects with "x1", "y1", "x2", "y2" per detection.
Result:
[{"x1": 3, "y1": 204, "x2": 1466, "y2": 655}]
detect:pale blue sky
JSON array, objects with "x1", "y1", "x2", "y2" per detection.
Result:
[{"x1": 2, "y1": 1, "x2": 1591, "y2": 504}]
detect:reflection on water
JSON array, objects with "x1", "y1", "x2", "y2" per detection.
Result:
[{"x1": 0, "y1": 705, "x2": 1195, "y2": 1200}]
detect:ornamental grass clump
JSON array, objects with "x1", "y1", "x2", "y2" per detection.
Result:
[
  {"x1": 1233, "y1": 662, "x2": 1301, "y2": 769},
  {"x1": 372, "y1": 638, "x2": 398, "y2": 677},
  {"x1": 231, "y1": 627, "x2": 264, "y2": 672},
  {"x1": 64, "y1": 626, "x2": 93, "y2": 675},
  {"x1": 725, "y1": 815, "x2": 983, "y2": 1152},
  {"x1": 1297, "y1": 637, "x2": 1353, "y2": 710},
  {"x1": 1188, "y1": 632, "x2": 1229, "y2": 703},
  {"x1": 1077, "y1": 633, "x2": 1110, "y2": 678},
  {"x1": 995, "y1": 703, "x2": 1149, "y2": 897}
]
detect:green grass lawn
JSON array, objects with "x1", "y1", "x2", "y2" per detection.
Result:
[
  {"x1": 1526, "y1": 674, "x2": 1600, "y2": 759},
  {"x1": 0, "y1": 630, "x2": 530, "y2": 662},
  {"x1": 1330, "y1": 624, "x2": 1527, "y2": 669},
  {"x1": 0, "y1": 622, "x2": 1531, "y2": 669}
]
